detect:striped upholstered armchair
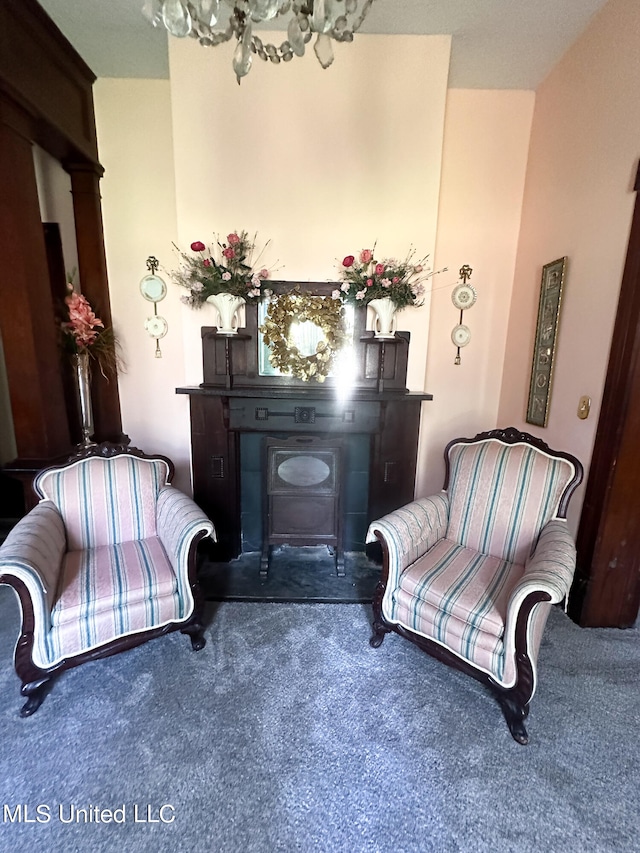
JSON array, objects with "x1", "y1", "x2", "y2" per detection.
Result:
[
  {"x1": 367, "y1": 427, "x2": 583, "y2": 744},
  {"x1": 0, "y1": 444, "x2": 214, "y2": 716}
]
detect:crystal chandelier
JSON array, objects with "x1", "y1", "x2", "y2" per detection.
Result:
[{"x1": 142, "y1": 0, "x2": 376, "y2": 81}]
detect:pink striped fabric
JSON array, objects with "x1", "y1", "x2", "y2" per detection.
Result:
[
  {"x1": 50, "y1": 593, "x2": 181, "y2": 661},
  {"x1": 52, "y1": 537, "x2": 177, "y2": 627},
  {"x1": 36, "y1": 455, "x2": 170, "y2": 551},
  {"x1": 446, "y1": 440, "x2": 575, "y2": 565},
  {"x1": 391, "y1": 539, "x2": 526, "y2": 679},
  {"x1": 392, "y1": 596, "x2": 504, "y2": 679},
  {"x1": 396, "y1": 539, "x2": 525, "y2": 638}
]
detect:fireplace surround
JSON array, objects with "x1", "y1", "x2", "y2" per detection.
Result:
[{"x1": 177, "y1": 283, "x2": 432, "y2": 567}]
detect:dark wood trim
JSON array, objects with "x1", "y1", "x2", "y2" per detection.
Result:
[
  {"x1": 0, "y1": 0, "x2": 99, "y2": 166},
  {"x1": 0, "y1": 0, "x2": 123, "y2": 494},
  {"x1": 0, "y1": 112, "x2": 71, "y2": 458},
  {"x1": 571, "y1": 161, "x2": 640, "y2": 627},
  {"x1": 69, "y1": 165, "x2": 124, "y2": 443}
]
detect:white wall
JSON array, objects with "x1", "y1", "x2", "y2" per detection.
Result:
[
  {"x1": 32, "y1": 144, "x2": 79, "y2": 278},
  {"x1": 94, "y1": 37, "x2": 537, "y2": 507},
  {"x1": 94, "y1": 78, "x2": 192, "y2": 493},
  {"x1": 418, "y1": 89, "x2": 534, "y2": 497},
  {"x1": 168, "y1": 33, "x2": 451, "y2": 396},
  {"x1": 95, "y1": 35, "x2": 453, "y2": 493}
]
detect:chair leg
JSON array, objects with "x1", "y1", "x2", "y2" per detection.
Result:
[
  {"x1": 369, "y1": 620, "x2": 391, "y2": 648},
  {"x1": 498, "y1": 695, "x2": 530, "y2": 745},
  {"x1": 19, "y1": 677, "x2": 54, "y2": 717},
  {"x1": 181, "y1": 622, "x2": 207, "y2": 652}
]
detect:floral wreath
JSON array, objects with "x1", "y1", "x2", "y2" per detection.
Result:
[{"x1": 259, "y1": 289, "x2": 348, "y2": 383}]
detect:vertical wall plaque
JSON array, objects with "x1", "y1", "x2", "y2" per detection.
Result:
[{"x1": 526, "y1": 257, "x2": 567, "y2": 428}]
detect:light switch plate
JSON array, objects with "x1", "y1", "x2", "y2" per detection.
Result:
[{"x1": 577, "y1": 395, "x2": 591, "y2": 419}]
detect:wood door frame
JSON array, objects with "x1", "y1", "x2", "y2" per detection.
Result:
[
  {"x1": 0, "y1": 0, "x2": 123, "y2": 470},
  {"x1": 570, "y1": 161, "x2": 640, "y2": 627}
]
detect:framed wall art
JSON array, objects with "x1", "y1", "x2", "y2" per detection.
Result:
[{"x1": 526, "y1": 256, "x2": 567, "y2": 427}]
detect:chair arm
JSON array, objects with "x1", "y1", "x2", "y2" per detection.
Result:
[
  {"x1": 0, "y1": 501, "x2": 66, "y2": 611},
  {"x1": 0, "y1": 501, "x2": 67, "y2": 670},
  {"x1": 501, "y1": 519, "x2": 577, "y2": 688},
  {"x1": 366, "y1": 493, "x2": 450, "y2": 590},
  {"x1": 157, "y1": 487, "x2": 215, "y2": 595},
  {"x1": 522, "y1": 518, "x2": 576, "y2": 603}
]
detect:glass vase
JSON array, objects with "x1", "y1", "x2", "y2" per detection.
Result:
[{"x1": 72, "y1": 351, "x2": 95, "y2": 447}]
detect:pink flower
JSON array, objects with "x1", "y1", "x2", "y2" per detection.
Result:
[
  {"x1": 414, "y1": 264, "x2": 424, "y2": 273},
  {"x1": 355, "y1": 290, "x2": 366, "y2": 300},
  {"x1": 392, "y1": 277, "x2": 399, "y2": 284},
  {"x1": 222, "y1": 271, "x2": 232, "y2": 281},
  {"x1": 223, "y1": 247, "x2": 235, "y2": 259},
  {"x1": 259, "y1": 268, "x2": 270, "y2": 279},
  {"x1": 342, "y1": 255, "x2": 355, "y2": 268},
  {"x1": 366, "y1": 278, "x2": 373, "y2": 287},
  {"x1": 190, "y1": 241, "x2": 206, "y2": 252},
  {"x1": 203, "y1": 259, "x2": 212, "y2": 267},
  {"x1": 360, "y1": 249, "x2": 373, "y2": 264},
  {"x1": 375, "y1": 263, "x2": 385, "y2": 276},
  {"x1": 64, "y1": 291, "x2": 104, "y2": 350},
  {"x1": 227, "y1": 233, "x2": 240, "y2": 245}
]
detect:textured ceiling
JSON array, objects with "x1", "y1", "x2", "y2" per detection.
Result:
[{"x1": 36, "y1": 0, "x2": 609, "y2": 89}]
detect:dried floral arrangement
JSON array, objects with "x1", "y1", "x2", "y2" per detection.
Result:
[
  {"x1": 336, "y1": 246, "x2": 443, "y2": 308},
  {"x1": 171, "y1": 231, "x2": 272, "y2": 308}
]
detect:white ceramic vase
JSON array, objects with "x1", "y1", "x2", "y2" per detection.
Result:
[
  {"x1": 368, "y1": 297, "x2": 397, "y2": 339},
  {"x1": 206, "y1": 293, "x2": 245, "y2": 335}
]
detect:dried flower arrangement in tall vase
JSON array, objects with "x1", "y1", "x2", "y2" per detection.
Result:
[{"x1": 60, "y1": 282, "x2": 118, "y2": 447}]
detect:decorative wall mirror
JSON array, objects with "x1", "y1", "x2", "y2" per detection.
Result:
[
  {"x1": 257, "y1": 290, "x2": 355, "y2": 380},
  {"x1": 200, "y1": 280, "x2": 412, "y2": 393}
]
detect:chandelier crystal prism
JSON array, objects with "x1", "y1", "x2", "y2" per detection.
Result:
[{"x1": 142, "y1": 0, "x2": 376, "y2": 81}]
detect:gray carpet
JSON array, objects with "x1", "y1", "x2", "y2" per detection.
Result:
[{"x1": 0, "y1": 586, "x2": 638, "y2": 853}]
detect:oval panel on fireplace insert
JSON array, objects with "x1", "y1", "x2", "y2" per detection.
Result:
[{"x1": 277, "y1": 455, "x2": 330, "y2": 487}]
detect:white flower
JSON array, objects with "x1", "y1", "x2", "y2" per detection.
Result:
[
  {"x1": 356, "y1": 290, "x2": 366, "y2": 300},
  {"x1": 180, "y1": 295, "x2": 191, "y2": 304},
  {"x1": 192, "y1": 281, "x2": 204, "y2": 292},
  {"x1": 331, "y1": 289, "x2": 341, "y2": 300},
  {"x1": 381, "y1": 278, "x2": 391, "y2": 288},
  {"x1": 222, "y1": 271, "x2": 232, "y2": 281},
  {"x1": 340, "y1": 282, "x2": 350, "y2": 292}
]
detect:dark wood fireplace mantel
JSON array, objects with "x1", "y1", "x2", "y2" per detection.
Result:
[{"x1": 177, "y1": 385, "x2": 431, "y2": 561}]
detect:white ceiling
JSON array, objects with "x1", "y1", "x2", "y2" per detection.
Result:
[{"x1": 37, "y1": 0, "x2": 609, "y2": 89}]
